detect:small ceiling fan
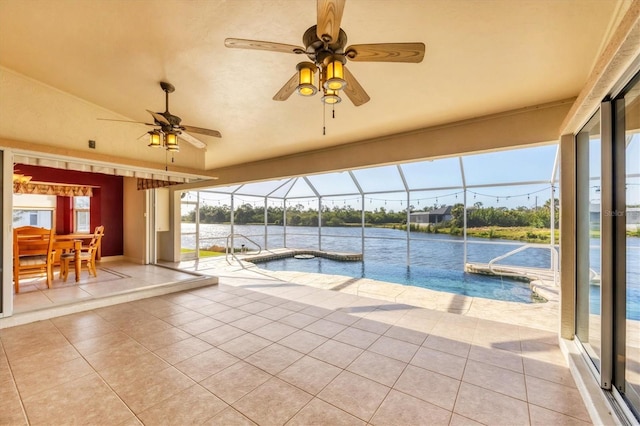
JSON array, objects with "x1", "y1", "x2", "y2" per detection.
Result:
[
  {"x1": 99, "y1": 81, "x2": 221, "y2": 152},
  {"x1": 224, "y1": 0, "x2": 425, "y2": 106}
]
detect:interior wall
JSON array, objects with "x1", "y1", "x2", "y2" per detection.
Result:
[
  {"x1": 122, "y1": 176, "x2": 146, "y2": 264},
  {"x1": 15, "y1": 164, "x2": 123, "y2": 256}
]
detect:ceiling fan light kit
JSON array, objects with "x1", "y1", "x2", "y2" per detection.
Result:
[
  {"x1": 296, "y1": 62, "x2": 318, "y2": 96},
  {"x1": 225, "y1": 0, "x2": 425, "y2": 108},
  {"x1": 99, "y1": 81, "x2": 221, "y2": 155}
]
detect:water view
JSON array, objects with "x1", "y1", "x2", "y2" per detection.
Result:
[{"x1": 182, "y1": 224, "x2": 640, "y2": 318}]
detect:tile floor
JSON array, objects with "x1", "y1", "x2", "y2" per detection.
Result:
[{"x1": 0, "y1": 264, "x2": 592, "y2": 425}]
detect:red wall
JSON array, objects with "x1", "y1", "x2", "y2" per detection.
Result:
[{"x1": 16, "y1": 164, "x2": 124, "y2": 257}]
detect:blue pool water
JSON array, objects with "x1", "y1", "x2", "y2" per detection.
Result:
[{"x1": 256, "y1": 256, "x2": 540, "y2": 304}]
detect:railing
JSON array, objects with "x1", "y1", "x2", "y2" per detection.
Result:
[
  {"x1": 225, "y1": 233, "x2": 262, "y2": 265},
  {"x1": 488, "y1": 243, "x2": 559, "y2": 285}
]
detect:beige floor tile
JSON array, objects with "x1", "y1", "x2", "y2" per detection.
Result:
[
  {"x1": 394, "y1": 365, "x2": 460, "y2": 411},
  {"x1": 318, "y1": 370, "x2": 390, "y2": 422},
  {"x1": 71, "y1": 330, "x2": 135, "y2": 356},
  {"x1": 423, "y1": 334, "x2": 471, "y2": 358},
  {"x1": 175, "y1": 347, "x2": 240, "y2": 382},
  {"x1": 310, "y1": 339, "x2": 364, "y2": 368},
  {"x1": 201, "y1": 361, "x2": 271, "y2": 404},
  {"x1": 256, "y1": 306, "x2": 296, "y2": 321},
  {"x1": 304, "y1": 318, "x2": 348, "y2": 338},
  {"x1": 100, "y1": 350, "x2": 171, "y2": 389},
  {"x1": 278, "y1": 329, "x2": 328, "y2": 354},
  {"x1": 136, "y1": 326, "x2": 192, "y2": 351},
  {"x1": 13, "y1": 356, "x2": 94, "y2": 398},
  {"x1": 138, "y1": 384, "x2": 228, "y2": 425},
  {"x1": 454, "y1": 382, "x2": 530, "y2": 425},
  {"x1": 229, "y1": 314, "x2": 274, "y2": 332},
  {"x1": 0, "y1": 381, "x2": 28, "y2": 425},
  {"x1": 449, "y1": 413, "x2": 485, "y2": 426},
  {"x1": 244, "y1": 343, "x2": 303, "y2": 375},
  {"x1": 153, "y1": 336, "x2": 214, "y2": 365},
  {"x1": 286, "y1": 398, "x2": 366, "y2": 426},
  {"x1": 238, "y1": 301, "x2": 272, "y2": 314},
  {"x1": 197, "y1": 324, "x2": 247, "y2": 346},
  {"x1": 218, "y1": 333, "x2": 273, "y2": 359},
  {"x1": 528, "y1": 403, "x2": 593, "y2": 425},
  {"x1": 370, "y1": 389, "x2": 452, "y2": 426},
  {"x1": 468, "y1": 344, "x2": 524, "y2": 373},
  {"x1": 333, "y1": 326, "x2": 381, "y2": 349},
  {"x1": 194, "y1": 301, "x2": 233, "y2": 316},
  {"x1": 383, "y1": 324, "x2": 428, "y2": 345},
  {"x1": 462, "y1": 359, "x2": 527, "y2": 401},
  {"x1": 251, "y1": 321, "x2": 298, "y2": 342},
  {"x1": 523, "y1": 356, "x2": 576, "y2": 387},
  {"x1": 368, "y1": 335, "x2": 419, "y2": 363},
  {"x1": 22, "y1": 373, "x2": 134, "y2": 425},
  {"x1": 233, "y1": 377, "x2": 313, "y2": 425},
  {"x1": 410, "y1": 346, "x2": 467, "y2": 380},
  {"x1": 351, "y1": 317, "x2": 392, "y2": 334},
  {"x1": 324, "y1": 310, "x2": 360, "y2": 326},
  {"x1": 202, "y1": 406, "x2": 257, "y2": 425},
  {"x1": 347, "y1": 351, "x2": 407, "y2": 387},
  {"x1": 83, "y1": 339, "x2": 154, "y2": 372},
  {"x1": 278, "y1": 355, "x2": 342, "y2": 395},
  {"x1": 113, "y1": 366, "x2": 195, "y2": 414},
  {"x1": 280, "y1": 312, "x2": 319, "y2": 328},
  {"x1": 210, "y1": 307, "x2": 252, "y2": 323},
  {"x1": 177, "y1": 317, "x2": 224, "y2": 335},
  {"x1": 8, "y1": 343, "x2": 81, "y2": 375},
  {"x1": 525, "y1": 376, "x2": 590, "y2": 422}
]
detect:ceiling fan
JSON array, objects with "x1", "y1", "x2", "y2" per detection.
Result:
[
  {"x1": 224, "y1": 0, "x2": 425, "y2": 106},
  {"x1": 99, "y1": 81, "x2": 221, "y2": 152}
]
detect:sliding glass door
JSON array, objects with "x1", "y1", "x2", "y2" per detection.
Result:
[{"x1": 576, "y1": 72, "x2": 640, "y2": 420}]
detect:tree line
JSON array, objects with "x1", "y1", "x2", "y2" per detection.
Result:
[{"x1": 182, "y1": 200, "x2": 559, "y2": 229}]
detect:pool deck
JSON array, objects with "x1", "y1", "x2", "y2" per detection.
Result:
[{"x1": 190, "y1": 249, "x2": 560, "y2": 332}]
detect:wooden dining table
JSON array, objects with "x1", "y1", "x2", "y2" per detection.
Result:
[{"x1": 53, "y1": 238, "x2": 82, "y2": 282}]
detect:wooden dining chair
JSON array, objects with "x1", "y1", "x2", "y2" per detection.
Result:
[
  {"x1": 13, "y1": 226, "x2": 56, "y2": 293},
  {"x1": 60, "y1": 225, "x2": 105, "y2": 282}
]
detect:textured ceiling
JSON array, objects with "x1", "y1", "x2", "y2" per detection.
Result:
[{"x1": 0, "y1": 0, "x2": 629, "y2": 171}]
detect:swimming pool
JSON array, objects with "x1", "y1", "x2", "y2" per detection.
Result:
[{"x1": 255, "y1": 256, "x2": 542, "y2": 304}]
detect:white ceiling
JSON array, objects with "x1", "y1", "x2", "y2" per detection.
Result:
[{"x1": 0, "y1": 0, "x2": 629, "y2": 171}]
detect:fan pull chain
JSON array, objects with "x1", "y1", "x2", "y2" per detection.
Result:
[
  {"x1": 332, "y1": 104, "x2": 335, "y2": 119},
  {"x1": 322, "y1": 102, "x2": 326, "y2": 136}
]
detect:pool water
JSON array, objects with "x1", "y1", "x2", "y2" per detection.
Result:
[{"x1": 256, "y1": 256, "x2": 541, "y2": 304}]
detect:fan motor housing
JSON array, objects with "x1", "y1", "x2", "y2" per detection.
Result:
[{"x1": 303, "y1": 25, "x2": 348, "y2": 62}]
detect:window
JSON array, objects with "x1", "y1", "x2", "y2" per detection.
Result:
[
  {"x1": 13, "y1": 209, "x2": 53, "y2": 228},
  {"x1": 74, "y1": 196, "x2": 90, "y2": 233}
]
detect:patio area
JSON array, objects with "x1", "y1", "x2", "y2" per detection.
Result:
[{"x1": 0, "y1": 259, "x2": 591, "y2": 425}]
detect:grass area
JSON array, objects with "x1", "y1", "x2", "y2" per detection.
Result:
[
  {"x1": 181, "y1": 249, "x2": 225, "y2": 258},
  {"x1": 404, "y1": 224, "x2": 561, "y2": 243}
]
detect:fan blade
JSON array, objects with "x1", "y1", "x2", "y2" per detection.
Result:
[
  {"x1": 345, "y1": 42, "x2": 425, "y2": 63},
  {"x1": 343, "y1": 67, "x2": 370, "y2": 106},
  {"x1": 178, "y1": 132, "x2": 207, "y2": 150},
  {"x1": 273, "y1": 73, "x2": 299, "y2": 101},
  {"x1": 147, "y1": 110, "x2": 171, "y2": 125},
  {"x1": 182, "y1": 125, "x2": 221, "y2": 138},
  {"x1": 224, "y1": 38, "x2": 305, "y2": 54},
  {"x1": 317, "y1": 0, "x2": 345, "y2": 43},
  {"x1": 97, "y1": 118, "x2": 155, "y2": 126}
]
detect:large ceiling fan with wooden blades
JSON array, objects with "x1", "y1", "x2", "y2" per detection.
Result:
[
  {"x1": 98, "y1": 82, "x2": 221, "y2": 152},
  {"x1": 224, "y1": 0, "x2": 425, "y2": 107}
]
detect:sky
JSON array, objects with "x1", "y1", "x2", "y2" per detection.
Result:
[
  {"x1": 181, "y1": 135, "x2": 640, "y2": 213},
  {"x1": 183, "y1": 144, "x2": 566, "y2": 212}
]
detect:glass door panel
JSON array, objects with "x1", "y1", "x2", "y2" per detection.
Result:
[
  {"x1": 623, "y1": 78, "x2": 640, "y2": 415},
  {"x1": 576, "y1": 111, "x2": 602, "y2": 370}
]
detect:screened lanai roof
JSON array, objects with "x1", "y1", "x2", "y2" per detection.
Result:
[{"x1": 196, "y1": 144, "x2": 560, "y2": 209}]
